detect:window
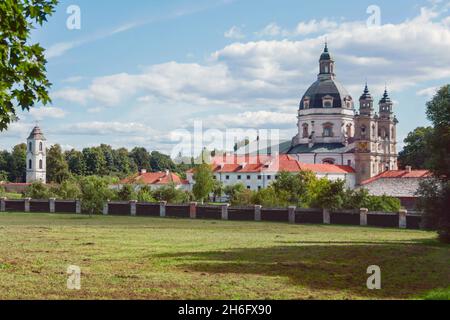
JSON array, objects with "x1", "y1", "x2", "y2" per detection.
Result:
[
  {"x1": 258, "y1": 175, "x2": 262, "y2": 180},
  {"x1": 226, "y1": 175, "x2": 230, "y2": 180},
  {"x1": 39, "y1": 142, "x2": 43, "y2": 151},
  {"x1": 237, "y1": 175, "x2": 241, "y2": 180},
  {"x1": 323, "y1": 158, "x2": 335, "y2": 165},
  {"x1": 267, "y1": 175, "x2": 272, "y2": 180},
  {"x1": 303, "y1": 98, "x2": 310, "y2": 109},
  {"x1": 39, "y1": 159, "x2": 43, "y2": 170},
  {"x1": 347, "y1": 160, "x2": 352, "y2": 166},
  {"x1": 323, "y1": 123, "x2": 334, "y2": 137},
  {"x1": 247, "y1": 186, "x2": 251, "y2": 190},
  {"x1": 247, "y1": 175, "x2": 251, "y2": 180},
  {"x1": 361, "y1": 125, "x2": 367, "y2": 138},
  {"x1": 28, "y1": 160, "x2": 32, "y2": 170},
  {"x1": 302, "y1": 124, "x2": 309, "y2": 138},
  {"x1": 29, "y1": 142, "x2": 32, "y2": 152},
  {"x1": 322, "y1": 96, "x2": 333, "y2": 108}
]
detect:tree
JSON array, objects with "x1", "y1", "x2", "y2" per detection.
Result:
[
  {"x1": 212, "y1": 180, "x2": 224, "y2": 203},
  {"x1": 79, "y1": 176, "x2": 115, "y2": 215},
  {"x1": 252, "y1": 187, "x2": 289, "y2": 208},
  {"x1": 272, "y1": 171, "x2": 318, "y2": 207},
  {"x1": 137, "y1": 185, "x2": 156, "y2": 203},
  {"x1": 130, "y1": 147, "x2": 151, "y2": 171},
  {"x1": 9, "y1": 143, "x2": 26, "y2": 182},
  {"x1": 0, "y1": 0, "x2": 58, "y2": 131},
  {"x1": 113, "y1": 148, "x2": 134, "y2": 176},
  {"x1": 398, "y1": 127, "x2": 433, "y2": 169},
  {"x1": 47, "y1": 144, "x2": 69, "y2": 183},
  {"x1": 51, "y1": 177, "x2": 81, "y2": 200},
  {"x1": 150, "y1": 151, "x2": 176, "y2": 172},
  {"x1": 82, "y1": 147, "x2": 107, "y2": 176},
  {"x1": 65, "y1": 149, "x2": 85, "y2": 176},
  {"x1": 117, "y1": 184, "x2": 137, "y2": 201},
  {"x1": 152, "y1": 184, "x2": 189, "y2": 204},
  {"x1": 24, "y1": 181, "x2": 54, "y2": 199},
  {"x1": 311, "y1": 179, "x2": 347, "y2": 210},
  {"x1": 192, "y1": 164, "x2": 214, "y2": 203},
  {"x1": 417, "y1": 85, "x2": 450, "y2": 243}
]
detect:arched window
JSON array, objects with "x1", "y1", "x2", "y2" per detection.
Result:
[
  {"x1": 323, "y1": 123, "x2": 334, "y2": 137},
  {"x1": 303, "y1": 97, "x2": 310, "y2": 109},
  {"x1": 323, "y1": 158, "x2": 335, "y2": 165},
  {"x1": 39, "y1": 159, "x2": 43, "y2": 170},
  {"x1": 29, "y1": 142, "x2": 32, "y2": 152},
  {"x1": 39, "y1": 142, "x2": 43, "y2": 151},
  {"x1": 361, "y1": 125, "x2": 367, "y2": 138},
  {"x1": 29, "y1": 159, "x2": 32, "y2": 170},
  {"x1": 302, "y1": 124, "x2": 309, "y2": 138}
]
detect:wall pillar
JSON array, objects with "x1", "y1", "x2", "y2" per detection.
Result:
[
  {"x1": 399, "y1": 209, "x2": 407, "y2": 229},
  {"x1": 288, "y1": 206, "x2": 297, "y2": 224},
  {"x1": 254, "y1": 205, "x2": 262, "y2": 222},
  {"x1": 160, "y1": 201, "x2": 167, "y2": 217},
  {"x1": 323, "y1": 209, "x2": 331, "y2": 225},
  {"x1": 75, "y1": 200, "x2": 81, "y2": 214},
  {"x1": 0, "y1": 197, "x2": 6, "y2": 212},
  {"x1": 189, "y1": 202, "x2": 197, "y2": 219},
  {"x1": 49, "y1": 198, "x2": 56, "y2": 213},
  {"x1": 103, "y1": 201, "x2": 109, "y2": 216},
  {"x1": 130, "y1": 200, "x2": 137, "y2": 216},
  {"x1": 24, "y1": 198, "x2": 31, "y2": 212},
  {"x1": 221, "y1": 204, "x2": 229, "y2": 220},
  {"x1": 360, "y1": 208, "x2": 368, "y2": 226}
]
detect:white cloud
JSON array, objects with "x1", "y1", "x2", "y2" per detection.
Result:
[
  {"x1": 256, "y1": 23, "x2": 282, "y2": 37},
  {"x1": 195, "y1": 111, "x2": 295, "y2": 129},
  {"x1": 29, "y1": 107, "x2": 67, "y2": 120},
  {"x1": 224, "y1": 26, "x2": 245, "y2": 39},
  {"x1": 417, "y1": 86, "x2": 439, "y2": 97}
]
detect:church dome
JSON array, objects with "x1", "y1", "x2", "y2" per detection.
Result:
[
  {"x1": 299, "y1": 79, "x2": 352, "y2": 109},
  {"x1": 299, "y1": 45, "x2": 353, "y2": 110}
]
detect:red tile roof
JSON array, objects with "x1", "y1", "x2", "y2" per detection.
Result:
[
  {"x1": 202, "y1": 154, "x2": 355, "y2": 174},
  {"x1": 121, "y1": 171, "x2": 188, "y2": 185},
  {"x1": 361, "y1": 170, "x2": 432, "y2": 185}
]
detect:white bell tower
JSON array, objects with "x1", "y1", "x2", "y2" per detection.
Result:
[{"x1": 26, "y1": 126, "x2": 47, "y2": 184}]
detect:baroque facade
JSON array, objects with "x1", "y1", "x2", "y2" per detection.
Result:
[{"x1": 286, "y1": 44, "x2": 399, "y2": 184}]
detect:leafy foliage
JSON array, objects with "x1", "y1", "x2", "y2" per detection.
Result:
[
  {"x1": 23, "y1": 181, "x2": 54, "y2": 199},
  {"x1": 79, "y1": 176, "x2": 116, "y2": 215},
  {"x1": 0, "y1": 0, "x2": 58, "y2": 130},
  {"x1": 398, "y1": 127, "x2": 433, "y2": 169},
  {"x1": 192, "y1": 164, "x2": 214, "y2": 202},
  {"x1": 47, "y1": 144, "x2": 70, "y2": 183}
]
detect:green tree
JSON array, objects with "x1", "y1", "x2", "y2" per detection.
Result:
[
  {"x1": 24, "y1": 181, "x2": 54, "y2": 199},
  {"x1": 9, "y1": 143, "x2": 26, "y2": 182},
  {"x1": 65, "y1": 149, "x2": 85, "y2": 176},
  {"x1": 47, "y1": 144, "x2": 70, "y2": 183},
  {"x1": 272, "y1": 171, "x2": 318, "y2": 207},
  {"x1": 417, "y1": 84, "x2": 450, "y2": 243},
  {"x1": 398, "y1": 127, "x2": 433, "y2": 169},
  {"x1": 82, "y1": 147, "x2": 107, "y2": 176},
  {"x1": 150, "y1": 151, "x2": 176, "y2": 172},
  {"x1": 0, "y1": 0, "x2": 58, "y2": 131},
  {"x1": 79, "y1": 176, "x2": 115, "y2": 215},
  {"x1": 130, "y1": 147, "x2": 151, "y2": 171},
  {"x1": 113, "y1": 148, "x2": 134, "y2": 176},
  {"x1": 311, "y1": 179, "x2": 347, "y2": 210},
  {"x1": 117, "y1": 184, "x2": 137, "y2": 201},
  {"x1": 51, "y1": 177, "x2": 81, "y2": 200},
  {"x1": 192, "y1": 164, "x2": 214, "y2": 202},
  {"x1": 137, "y1": 185, "x2": 156, "y2": 203},
  {"x1": 212, "y1": 180, "x2": 224, "y2": 203},
  {"x1": 252, "y1": 187, "x2": 289, "y2": 208},
  {"x1": 152, "y1": 184, "x2": 189, "y2": 204}
]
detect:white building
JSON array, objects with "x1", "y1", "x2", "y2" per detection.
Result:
[
  {"x1": 282, "y1": 44, "x2": 399, "y2": 185},
  {"x1": 26, "y1": 126, "x2": 46, "y2": 184},
  {"x1": 186, "y1": 155, "x2": 356, "y2": 191}
]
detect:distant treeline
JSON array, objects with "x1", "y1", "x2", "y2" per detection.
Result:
[{"x1": 0, "y1": 144, "x2": 193, "y2": 183}]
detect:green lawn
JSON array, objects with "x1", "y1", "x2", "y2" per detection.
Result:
[{"x1": 0, "y1": 212, "x2": 448, "y2": 300}]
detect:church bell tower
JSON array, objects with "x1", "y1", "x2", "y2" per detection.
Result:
[{"x1": 26, "y1": 126, "x2": 47, "y2": 184}]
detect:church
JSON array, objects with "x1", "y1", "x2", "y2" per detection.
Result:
[{"x1": 282, "y1": 44, "x2": 399, "y2": 185}]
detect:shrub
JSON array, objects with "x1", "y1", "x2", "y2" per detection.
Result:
[
  {"x1": 152, "y1": 184, "x2": 189, "y2": 204},
  {"x1": 117, "y1": 184, "x2": 137, "y2": 201},
  {"x1": 50, "y1": 178, "x2": 82, "y2": 200},
  {"x1": 137, "y1": 186, "x2": 156, "y2": 203},
  {"x1": 23, "y1": 182, "x2": 55, "y2": 199},
  {"x1": 252, "y1": 187, "x2": 289, "y2": 208},
  {"x1": 79, "y1": 176, "x2": 116, "y2": 215}
]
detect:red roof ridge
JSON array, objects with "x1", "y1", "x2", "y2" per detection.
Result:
[{"x1": 361, "y1": 169, "x2": 432, "y2": 185}]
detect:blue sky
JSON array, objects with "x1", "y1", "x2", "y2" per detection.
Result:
[{"x1": 1, "y1": 0, "x2": 450, "y2": 156}]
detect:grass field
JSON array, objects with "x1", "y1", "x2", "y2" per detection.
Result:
[{"x1": 0, "y1": 212, "x2": 449, "y2": 300}]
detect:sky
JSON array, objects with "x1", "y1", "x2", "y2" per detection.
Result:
[{"x1": 1, "y1": 0, "x2": 450, "y2": 157}]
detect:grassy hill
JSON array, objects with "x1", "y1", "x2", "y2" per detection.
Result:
[{"x1": 0, "y1": 213, "x2": 448, "y2": 300}]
